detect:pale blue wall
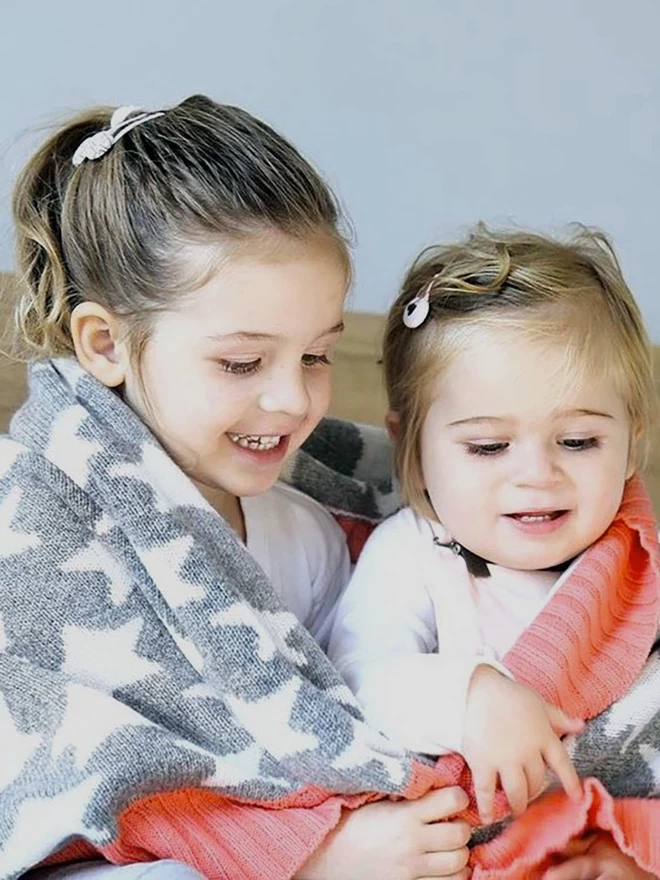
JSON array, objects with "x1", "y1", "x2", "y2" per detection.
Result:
[{"x1": 2, "y1": 0, "x2": 659, "y2": 334}]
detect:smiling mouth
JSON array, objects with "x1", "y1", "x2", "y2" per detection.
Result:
[
  {"x1": 506, "y1": 510, "x2": 568, "y2": 523},
  {"x1": 227, "y1": 433, "x2": 283, "y2": 451}
]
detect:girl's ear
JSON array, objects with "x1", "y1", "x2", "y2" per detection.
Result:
[
  {"x1": 385, "y1": 410, "x2": 400, "y2": 441},
  {"x1": 70, "y1": 302, "x2": 130, "y2": 388}
]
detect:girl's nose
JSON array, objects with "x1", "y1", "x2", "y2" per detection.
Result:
[
  {"x1": 258, "y1": 367, "x2": 310, "y2": 418},
  {"x1": 512, "y1": 444, "x2": 563, "y2": 489}
]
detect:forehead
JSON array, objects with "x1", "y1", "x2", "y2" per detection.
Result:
[
  {"x1": 163, "y1": 236, "x2": 348, "y2": 337},
  {"x1": 428, "y1": 325, "x2": 628, "y2": 421}
]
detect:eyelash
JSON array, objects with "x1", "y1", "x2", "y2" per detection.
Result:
[
  {"x1": 465, "y1": 437, "x2": 601, "y2": 457},
  {"x1": 218, "y1": 353, "x2": 333, "y2": 376}
]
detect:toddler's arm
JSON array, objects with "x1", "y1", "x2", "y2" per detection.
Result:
[
  {"x1": 328, "y1": 514, "x2": 583, "y2": 823},
  {"x1": 328, "y1": 514, "x2": 507, "y2": 755}
]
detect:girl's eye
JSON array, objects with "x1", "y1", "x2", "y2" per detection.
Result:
[
  {"x1": 465, "y1": 442, "x2": 509, "y2": 457},
  {"x1": 561, "y1": 437, "x2": 600, "y2": 451},
  {"x1": 302, "y1": 353, "x2": 332, "y2": 367},
  {"x1": 219, "y1": 359, "x2": 261, "y2": 376}
]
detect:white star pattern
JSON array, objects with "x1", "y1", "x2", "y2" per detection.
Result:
[
  {"x1": 51, "y1": 682, "x2": 154, "y2": 771},
  {"x1": 108, "y1": 442, "x2": 209, "y2": 514},
  {"x1": 0, "y1": 439, "x2": 24, "y2": 480},
  {"x1": 140, "y1": 537, "x2": 206, "y2": 609},
  {"x1": 61, "y1": 540, "x2": 133, "y2": 606},
  {"x1": 169, "y1": 628, "x2": 206, "y2": 673},
  {"x1": 210, "y1": 605, "x2": 306, "y2": 666},
  {"x1": 203, "y1": 742, "x2": 288, "y2": 791},
  {"x1": 0, "y1": 694, "x2": 42, "y2": 789},
  {"x1": 226, "y1": 677, "x2": 319, "y2": 760},
  {"x1": 332, "y1": 725, "x2": 407, "y2": 784},
  {"x1": 323, "y1": 683, "x2": 362, "y2": 711},
  {"x1": 182, "y1": 681, "x2": 218, "y2": 700},
  {"x1": 62, "y1": 618, "x2": 162, "y2": 692},
  {"x1": 0, "y1": 486, "x2": 41, "y2": 559},
  {"x1": 45, "y1": 406, "x2": 102, "y2": 488},
  {"x1": 262, "y1": 610, "x2": 308, "y2": 666},
  {"x1": 94, "y1": 512, "x2": 114, "y2": 536},
  {"x1": 639, "y1": 743, "x2": 660, "y2": 793},
  {"x1": 0, "y1": 774, "x2": 104, "y2": 878},
  {"x1": 603, "y1": 655, "x2": 660, "y2": 739},
  {"x1": 203, "y1": 742, "x2": 266, "y2": 787}
]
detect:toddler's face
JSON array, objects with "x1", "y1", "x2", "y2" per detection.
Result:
[
  {"x1": 420, "y1": 328, "x2": 634, "y2": 570},
  {"x1": 122, "y1": 235, "x2": 347, "y2": 507}
]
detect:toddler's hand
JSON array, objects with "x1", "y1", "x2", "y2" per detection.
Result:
[{"x1": 463, "y1": 665, "x2": 584, "y2": 823}]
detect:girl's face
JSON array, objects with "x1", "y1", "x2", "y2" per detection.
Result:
[
  {"x1": 123, "y1": 236, "x2": 347, "y2": 509},
  {"x1": 420, "y1": 328, "x2": 635, "y2": 570}
]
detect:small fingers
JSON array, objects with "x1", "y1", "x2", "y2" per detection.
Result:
[
  {"x1": 472, "y1": 769, "x2": 497, "y2": 825},
  {"x1": 524, "y1": 755, "x2": 547, "y2": 803},
  {"x1": 546, "y1": 704, "x2": 585, "y2": 737},
  {"x1": 544, "y1": 738, "x2": 582, "y2": 802},
  {"x1": 500, "y1": 766, "x2": 529, "y2": 817}
]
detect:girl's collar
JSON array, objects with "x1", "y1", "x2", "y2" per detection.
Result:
[{"x1": 429, "y1": 532, "x2": 575, "y2": 579}]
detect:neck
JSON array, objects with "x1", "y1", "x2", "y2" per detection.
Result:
[{"x1": 194, "y1": 481, "x2": 246, "y2": 542}]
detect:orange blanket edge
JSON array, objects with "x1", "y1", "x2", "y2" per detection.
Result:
[{"x1": 471, "y1": 778, "x2": 660, "y2": 879}]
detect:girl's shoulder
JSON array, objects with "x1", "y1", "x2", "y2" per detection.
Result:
[
  {"x1": 367, "y1": 505, "x2": 442, "y2": 544},
  {"x1": 354, "y1": 506, "x2": 445, "y2": 568}
]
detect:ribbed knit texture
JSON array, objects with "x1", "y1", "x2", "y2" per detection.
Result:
[{"x1": 45, "y1": 476, "x2": 660, "y2": 879}]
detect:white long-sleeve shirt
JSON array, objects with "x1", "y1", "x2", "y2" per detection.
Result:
[
  {"x1": 242, "y1": 482, "x2": 351, "y2": 650},
  {"x1": 327, "y1": 507, "x2": 578, "y2": 755}
]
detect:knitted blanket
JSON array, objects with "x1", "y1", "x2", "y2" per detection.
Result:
[{"x1": 0, "y1": 359, "x2": 659, "y2": 880}]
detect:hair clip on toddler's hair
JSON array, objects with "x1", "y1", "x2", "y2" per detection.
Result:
[{"x1": 403, "y1": 284, "x2": 432, "y2": 329}]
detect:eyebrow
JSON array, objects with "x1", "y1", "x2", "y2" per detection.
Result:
[
  {"x1": 206, "y1": 322, "x2": 345, "y2": 344},
  {"x1": 447, "y1": 408, "x2": 615, "y2": 428}
]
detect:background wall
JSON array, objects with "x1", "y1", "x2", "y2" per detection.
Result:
[{"x1": 2, "y1": 1, "x2": 659, "y2": 333}]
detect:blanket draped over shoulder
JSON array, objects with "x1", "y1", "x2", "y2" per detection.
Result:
[{"x1": 1, "y1": 359, "x2": 660, "y2": 880}]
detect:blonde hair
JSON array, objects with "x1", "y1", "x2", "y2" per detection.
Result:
[
  {"x1": 383, "y1": 224, "x2": 656, "y2": 519},
  {"x1": 8, "y1": 95, "x2": 349, "y2": 361}
]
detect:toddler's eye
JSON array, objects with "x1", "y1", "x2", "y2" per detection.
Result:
[
  {"x1": 561, "y1": 437, "x2": 600, "y2": 451},
  {"x1": 302, "y1": 353, "x2": 332, "y2": 367},
  {"x1": 219, "y1": 359, "x2": 261, "y2": 375},
  {"x1": 465, "y1": 442, "x2": 509, "y2": 457}
]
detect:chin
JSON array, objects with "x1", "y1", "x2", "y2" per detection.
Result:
[
  {"x1": 504, "y1": 550, "x2": 572, "y2": 571},
  {"x1": 227, "y1": 472, "x2": 281, "y2": 497}
]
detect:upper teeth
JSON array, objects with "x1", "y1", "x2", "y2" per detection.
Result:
[
  {"x1": 228, "y1": 433, "x2": 281, "y2": 450},
  {"x1": 518, "y1": 514, "x2": 553, "y2": 522}
]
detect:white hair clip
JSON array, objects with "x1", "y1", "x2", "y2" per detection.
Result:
[
  {"x1": 402, "y1": 273, "x2": 443, "y2": 329},
  {"x1": 72, "y1": 105, "x2": 165, "y2": 167},
  {"x1": 402, "y1": 290, "x2": 429, "y2": 328}
]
